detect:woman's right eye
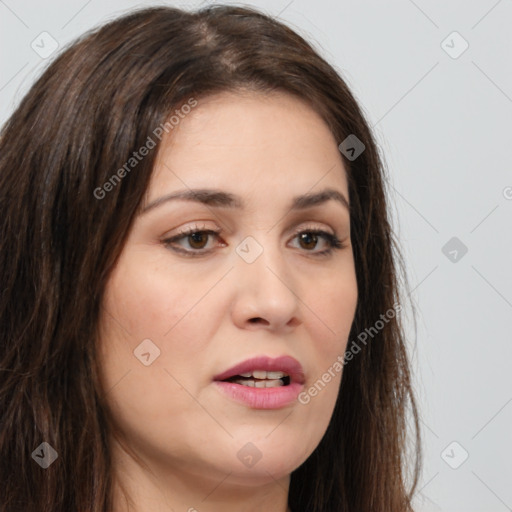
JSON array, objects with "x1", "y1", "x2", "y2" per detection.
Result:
[{"x1": 162, "y1": 228, "x2": 225, "y2": 256}]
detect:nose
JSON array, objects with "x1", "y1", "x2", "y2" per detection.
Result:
[{"x1": 230, "y1": 236, "x2": 302, "y2": 332}]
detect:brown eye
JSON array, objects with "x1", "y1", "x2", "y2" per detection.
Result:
[
  {"x1": 289, "y1": 229, "x2": 344, "y2": 257},
  {"x1": 298, "y1": 232, "x2": 319, "y2": 250},
  {"x1": 162, "y1": 228, "x2": 223, "y2": 256},
  {"x1": 187, "y1": 232, "x2": 210, "y2": 250}
]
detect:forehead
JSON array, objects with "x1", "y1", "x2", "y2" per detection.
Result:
[{"x1": 147, "y1": 90, "x2": 348, "y2": 203}]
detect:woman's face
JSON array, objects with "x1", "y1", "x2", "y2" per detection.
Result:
[{"x1": 97, "y1": 90, "x2": 358, "y2": 492}]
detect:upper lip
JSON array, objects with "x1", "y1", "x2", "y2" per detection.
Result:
[{"x1": 213, "y1": 355, "x2": 305, "y2": 384}]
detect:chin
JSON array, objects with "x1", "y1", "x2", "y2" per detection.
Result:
[{"x1": 220, "y1": 441, "x2": 311, "y2": 486}]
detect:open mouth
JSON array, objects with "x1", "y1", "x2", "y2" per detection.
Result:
[
  {"x1": 223, "y1": 370, "x2": 291, "y2": 388},
  {"x1": 213, "y1": 355, "x2": 305, "y2": 409}
]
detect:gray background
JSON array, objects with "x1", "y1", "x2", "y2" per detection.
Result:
[{"x1": 1, "y1": 1, "x2": 511, "y2": 511}]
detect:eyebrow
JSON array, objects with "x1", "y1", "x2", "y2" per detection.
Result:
[{"x1": 141, "y1": 187, "x2": 350, "y2": 214}]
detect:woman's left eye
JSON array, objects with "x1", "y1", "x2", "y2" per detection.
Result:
[{"x1": 162, "y1": 226, "x2": 345, "y2": 257}]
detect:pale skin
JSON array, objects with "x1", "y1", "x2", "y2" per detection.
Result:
[{"x1": 96, "y1": 90, "x2": 358, "y2": 512}]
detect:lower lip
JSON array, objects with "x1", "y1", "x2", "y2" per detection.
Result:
[{"x1": 214, "y1": 381, "x2": 304, "y2": 409}]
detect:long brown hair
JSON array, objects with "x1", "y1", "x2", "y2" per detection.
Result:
[{"x1": 0, "y1": 5, "x2": 421, "y2": 511}]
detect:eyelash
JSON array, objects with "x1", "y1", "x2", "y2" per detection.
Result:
[{"x1": 162, "y1": 224, "x2": 346, "y2": 258}]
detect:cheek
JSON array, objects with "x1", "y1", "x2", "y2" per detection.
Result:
[
  {"x1": 299, "y1": 271, "x2": 357, "y2": 410},
  {"x1": 96, "y1": 264, "x2": 210, "y2": 444},
  {"x1": 103, "y1": 265, "x2": 182, "y2": 339},
  {"x1": 96, "y1": 252, "x2": 223, "y2": 396},
  {"x1": 102, "y1": 252, "x2": 218, "y2": 343},
  {"x1": 314, "y1": 271, "x2": 358, "y2": 352}
]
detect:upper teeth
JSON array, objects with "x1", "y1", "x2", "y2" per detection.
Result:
[{"x1": 239, "y1": 370, "x2": 288, "y2": 379}]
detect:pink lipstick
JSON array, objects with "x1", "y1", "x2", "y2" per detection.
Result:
[{"x1": 213, "y1": 355, "x2": 305, "y2": 409}]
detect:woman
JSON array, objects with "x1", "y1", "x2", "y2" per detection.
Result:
[{"x1": 0, "y1": 5, "x2": 421, "y2": 511}]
